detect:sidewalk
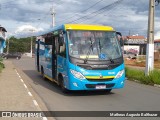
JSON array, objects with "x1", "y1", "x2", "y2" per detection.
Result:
[{"x1": 0, "y1": 60, "x2": 42, "y2": 119}]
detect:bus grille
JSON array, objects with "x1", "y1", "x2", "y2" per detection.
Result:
[{"x1": 86, "y1": 78, "x2": 114, "y2": 82}]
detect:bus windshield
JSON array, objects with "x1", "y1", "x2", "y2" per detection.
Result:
[{"x1": 68, "y1": 30, "x2": 122, "y2": 60}]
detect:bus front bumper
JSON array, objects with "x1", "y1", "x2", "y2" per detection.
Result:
[{"x1": 66, "y1": 75, "x2": 125, "y2": 91}]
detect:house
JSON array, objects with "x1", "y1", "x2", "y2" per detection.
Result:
[
  {"x1": 123, "y1": 35, "x2": 147, "y2": 55},
  {"x1": 154, "y1": 39, "x2": 160, "y2": 51},
  {"x1": 154, "y1": 39, "x2": 160, "y2": 60},
  {"x1": 0, "y1": 26, "x2": 7, "y2": 54}
]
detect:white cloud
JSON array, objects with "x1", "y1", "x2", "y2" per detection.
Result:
[
  {"x1": 0, "y1": 0, "x2": 160, "y2": 38},
  {"x1": 15, "y1": 25, "x2": 43, "y2": 33},
  {"x1": 154, "y1": 31, "x2": 160, "y2": 40},
  {"x1": 14, "y1": 25, "x2": 44, "y2": 38}
]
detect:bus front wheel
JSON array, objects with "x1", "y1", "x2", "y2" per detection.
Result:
[
  {"x1": 106, "y1": 89, "x2": 112, "y2": 93},
  {"x1": 59, "y1": 76, "x2": 69, "y2": 93}
]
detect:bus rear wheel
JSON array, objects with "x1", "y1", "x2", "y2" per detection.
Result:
[{"x1": 41, "y1": 67, "x2": 46, "y2": 80}]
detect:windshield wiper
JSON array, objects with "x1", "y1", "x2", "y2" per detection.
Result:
[
  {"x1": 84, "y1": 38, "x2": 93, "y2": 64},
  {"x1": 105, "y1": 52, "x2": 114, "y2": 63}
]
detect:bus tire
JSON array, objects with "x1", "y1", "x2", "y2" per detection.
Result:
[
  {"x1": 59, "y1": 76, "x2": 69, "y2": 93},
  {"x1": 106, "y1": 89, "x2": 112, "y2": 93},
  {"x1": 41, "y1": 67, "x2": 46, "y2": 80}
]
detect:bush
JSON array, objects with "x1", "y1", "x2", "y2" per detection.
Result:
[
  {"x1": 125, "y1": 67, "x2": 160, "y2": 85},
  {"x1": 0, "y1": 57, "x2": 5, "y2": 72}
]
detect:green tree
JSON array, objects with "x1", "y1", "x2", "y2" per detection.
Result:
[{"x1": 4, "y1": 36, "x2": 36, "y2": 53}]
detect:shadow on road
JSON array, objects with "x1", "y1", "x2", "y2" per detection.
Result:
[{"x1": 23, "y1": 70, "x2": 114, "y2": 96}]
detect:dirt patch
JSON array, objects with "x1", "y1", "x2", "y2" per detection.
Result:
[{"x1": 124, "y1": 58, "x2": 160, "y2": 69}]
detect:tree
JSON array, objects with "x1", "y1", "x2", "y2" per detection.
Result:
[{"x1": 4, "y1": 36, "x2": 36, "y2": 53}]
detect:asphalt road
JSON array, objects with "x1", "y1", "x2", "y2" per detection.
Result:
[{"x1": 12, "y1": 56, "x2": 160, "y2": 120}]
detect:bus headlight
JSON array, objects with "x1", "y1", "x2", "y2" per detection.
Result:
[
  {"x1": 70, "y1": 69, "x2": 85, "y2": 80},
  {"x1": 115, "y1": 69, "x2": 124, "y2": 78}
]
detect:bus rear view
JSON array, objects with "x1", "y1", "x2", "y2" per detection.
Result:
[{"x1": 36, "y1": 24, "x2": 125, "y2": 93}]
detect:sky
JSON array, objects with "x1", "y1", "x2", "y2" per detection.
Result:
[{"x1": 0, "y1": 0, "x2": 160, "y2": 39}]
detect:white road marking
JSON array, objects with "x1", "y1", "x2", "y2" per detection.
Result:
[
  {"x1": 33, "y1": 100, "x2": 38, "y2": 106},
  {"x1": 28, "y1": 92, "x2": 33, "y2": 96},
  {"x1": 23, "y1": 84, "x2": 27, "y2": 88},
  {"x1": 20, "y1": 79, "x2": 24, "y2": 83}
]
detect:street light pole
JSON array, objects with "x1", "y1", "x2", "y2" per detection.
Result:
[
  {"x1": 145, "y1": 0, "x2": 155, "y2": 76},
  {"x1": 51, "y1": 6, "x2": 56, "y2": 27}
]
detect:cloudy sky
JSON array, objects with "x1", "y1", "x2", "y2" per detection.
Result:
[{"x1": 0, "y1": 0, "x2": 160, "y2": 38}]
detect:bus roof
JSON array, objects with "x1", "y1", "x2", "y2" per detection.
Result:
[
  {"x1": 64, "y1": 24, "x2": 115, "y2": 31},
  {"x1": 37, "y1": 24, "x2": 115, "y2": 37}
]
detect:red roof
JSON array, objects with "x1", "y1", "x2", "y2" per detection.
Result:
[
  {"x1": 126, "y1": 36, "x2": 145, "y2": 39},
  {"x1": 154, "y1": 39, "x2": 160, "y2": 43}
]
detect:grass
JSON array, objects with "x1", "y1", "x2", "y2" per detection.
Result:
[
  {"x1": 0, "y1": 57, "x2": 5, "y2": 72},
  {"x1": 125, "y1": 67, "x2": 160, "y2": 85}
]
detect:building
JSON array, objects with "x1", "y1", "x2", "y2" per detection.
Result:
[
  {"x1": 154, "y1": 39, "x2": 160, "y2": 60},
  {"x1": 123, "y1": 35, "x2": 147, "y2": 55},
  {"x1": 154, "y1": 39, "x2": 160, "y2": 51},
  {"x1": 0, "y1": 26, "x2": 7, "y2": 54}
]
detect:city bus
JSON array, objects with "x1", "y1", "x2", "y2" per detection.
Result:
[{"x1": 35, "y1": 24, "x2": 125, "y2": 93}]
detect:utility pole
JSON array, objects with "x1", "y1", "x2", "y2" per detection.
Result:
[
  {"x1": 51, "y1": 6, "x2": 56, "y2": 27},
  {"x1": 145, "y1": 0, "x2": 155, "y2": 76}
]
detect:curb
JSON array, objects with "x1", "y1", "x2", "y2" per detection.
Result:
[
  {"x1": 126, "y1": 77, "x2": 160, "y2": 88},
  {"x1": 154, "y1": 84, "x2": 160, "y2": 88}
]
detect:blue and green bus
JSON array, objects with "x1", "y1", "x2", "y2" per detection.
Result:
[{"x1": 35, "y1": 24, "x2": 125, "y2": 93}]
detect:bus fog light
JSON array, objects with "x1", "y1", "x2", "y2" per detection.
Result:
[
  {"x1": 70, "y1": 69, "x2": 85, "y2": 80},
  {"x1": 73, "y1": 82, "x2": 78, "y2": 87},
  {"x1": 121, "y1": 81, "x2": 124, "y2": 85},
  {"x1": 115, "y1": 70, "x2": 124, "y2": 78}
]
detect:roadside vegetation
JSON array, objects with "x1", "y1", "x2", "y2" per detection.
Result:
[
  {"x1": 125, "y1": 67, "x2": 160, "y2": 85},
  {"x1": 0, "y1": 57, "x2": 5, "y2": 72},
  {"x1": 4, "y1": 36, "x2": 36, "y2": 53}
]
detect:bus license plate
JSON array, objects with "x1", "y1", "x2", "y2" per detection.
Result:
[{"x1": 96, "y1": 85, "x2": 106, "y2": 89}]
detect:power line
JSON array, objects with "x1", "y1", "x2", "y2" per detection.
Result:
[
  {"x1": 86, "y1": 1, "x2": 125, "y2": 24},
  {"x1": 36, "y1": 9, "x2": 51, "y2": 28},
  {"x1": 67, "y1": 0, "x2": 123, "y2": 24},
  {"x1": 79, "y1": 1, "x2": 124, "y2": 24},
  {"x1": 56, "y1": 0, "x2": 104, "y2": 24},
  {"x1": 81, "y1": 0, "x2": 104, "y2": 12}
]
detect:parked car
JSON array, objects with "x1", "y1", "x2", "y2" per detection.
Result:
[
  {"x1": 3, "y1": 53, "x2": 22, "y2": 60},
  {"x1": 123, "y1": 52, "x2": 137, "y2": 59}
]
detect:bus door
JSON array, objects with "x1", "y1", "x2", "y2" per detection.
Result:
[
  {"x1": 36, "y1": 39, "x2": 40, "y2": 72},
  {"x1": 52, "y1": 36, "x2": 58, "y2": 80}
]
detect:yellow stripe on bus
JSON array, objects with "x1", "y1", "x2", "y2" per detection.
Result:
[
  {"x1": 44, "y1": 75, "x2": 59, "y2": 84},
  {"x1": 85, "y1": 76, "x2": 115, "y2": 79},
  {"x1": 65, "y1": 24, "x2": 114, "y2": 31}
]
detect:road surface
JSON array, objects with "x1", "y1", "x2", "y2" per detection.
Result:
[{"x1": 12, "y1": 56, "x2": 160, "y2": 120}]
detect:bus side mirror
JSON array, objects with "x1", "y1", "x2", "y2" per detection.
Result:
[{"x1": 116, "y1": 32, "x2": 123, "y2": 46}]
